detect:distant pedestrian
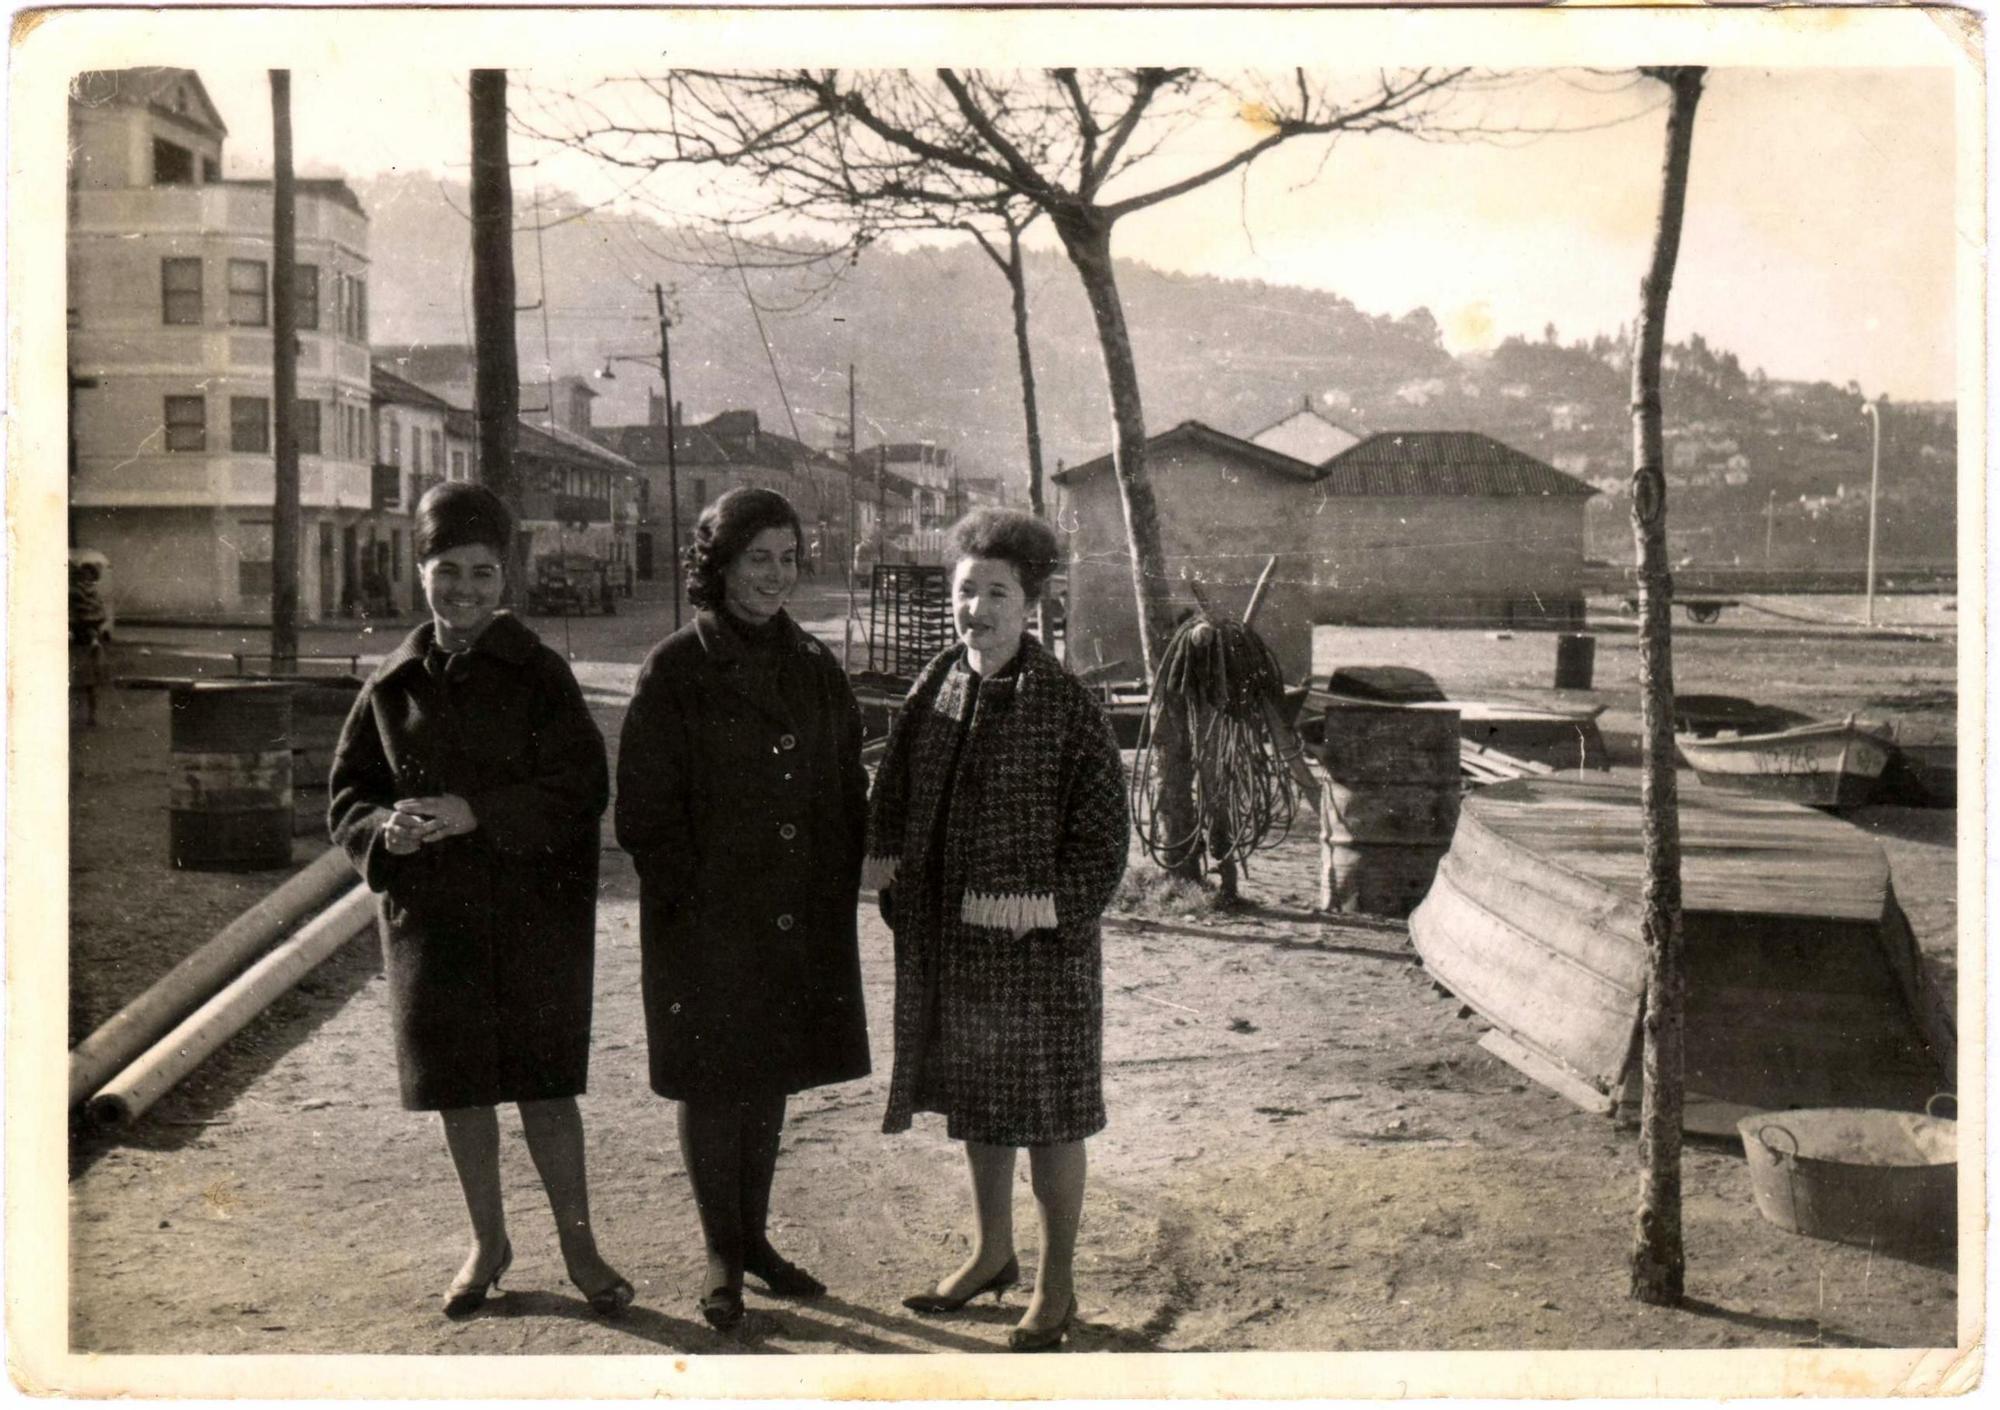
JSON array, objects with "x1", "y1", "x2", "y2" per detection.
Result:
[
  {"x1": 616, "y1": 487, "x2": 871, "y2": 1332},
  {"x1": 69, "y1": 554, "x2": 110, "y2": 727},
  {"x1": 868, "y1": 507, "x2": 1129, "y2": 1352},
  {"x1": 328, "y1": 481, "x2": 633, "y2": 1321}
]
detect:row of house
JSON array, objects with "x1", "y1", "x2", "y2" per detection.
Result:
[{"x1": 66, "y1": 67, "x2": 1006, "y2": 622}]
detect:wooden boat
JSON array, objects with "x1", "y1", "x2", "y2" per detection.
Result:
[
  {"x1": 1675, "y1": 710, "x2": 1896, "y2": 809},
  {"x1": 1408, "y1": 777, "x2": 1945, "y2": 1135}
]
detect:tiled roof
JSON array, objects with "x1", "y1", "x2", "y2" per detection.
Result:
[
  {"x1": 1052, "y1": 420, "x2": 1320, "y2": 487},
  {"x1": 371, "y1": 364, "x2": 457, "y2": 412},
  {"x1": 518, "y1": 420, "x2": 638, "y2": 474},
  {"x1": 1317, "y1": 432, "x2": 1596, "y2": 498},
  {"x1": 596, "y1": 423, "x2": 737, "y2": 467},
  {"x1": 73, "y1": 68, "x2": 228, "y2": 138}
]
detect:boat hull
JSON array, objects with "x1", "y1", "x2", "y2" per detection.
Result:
[
  {"x1": 1409, "y1": 777, "x2": 1943, "y2": 1134},
  {"x1": 1677, "y1": 719, "x2": 1894, "y2": 809}
]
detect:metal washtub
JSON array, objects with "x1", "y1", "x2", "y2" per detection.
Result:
[{"x1": 1738, "y1": 1101, "x2": 1956, "y2": 1256}]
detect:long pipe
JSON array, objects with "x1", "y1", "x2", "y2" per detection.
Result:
[
  {"x1": 89, "y1": 884, "x2": 375, "y2": 1129},
  {"x1": 67, "y1": 846, "x2": 354, "y2": 1108}
]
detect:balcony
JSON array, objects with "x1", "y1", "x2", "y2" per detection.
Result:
[
  {"x1": 372, "y1": 462, "x2": 403, "y2": 510},
  {"x1": 520, "y1": 491, "x2": 611, "y2": 526}
]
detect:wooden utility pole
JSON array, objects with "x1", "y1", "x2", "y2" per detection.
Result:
[
  {"x1": 269, "y1": 71, "x2": 300, "y2": 671},
  {"x1": 1627, "y1": 64, "x2": 1705, "y2": 1309},
  {"x1": 844, "y1": 362, "x2": 858, "y2": 670},
  {"x1": 470, "y1": 69, "x2": 524, "y2": 591},
  {"x1": 653, "y1": 281, "x2": 682, "y2": 631}
]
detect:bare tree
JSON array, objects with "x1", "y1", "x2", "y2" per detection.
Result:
[
  {"x1": 961, "y1": 201, "x2": 1050, "y2": 515},
  {"x1": 526, "y1": 67, "x2": 1471, "y2": 680},
  {"x1": 1627, "y1": 64, "x2": 1705, "y2": 1309}
]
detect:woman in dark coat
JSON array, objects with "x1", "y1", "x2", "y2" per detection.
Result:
[
  {"x1": 329, "y1": 482, "x2": 632, "y2": 1320},
  {"x1": 616, "y1": 487, "x2": 870, "y2": 1331},
  {"x1": 866, "y1": 508, "x2": 1129, "y2": 1352}
]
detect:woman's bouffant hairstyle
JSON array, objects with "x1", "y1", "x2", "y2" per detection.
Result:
[
  {"x1": 414, "y1": 481, "x2": 512, "y2": 563},
  {"x1": 946, "y1": 508, "x2": 1060, "y2": 601},
  {"x1": 685, "y1": 487, "x2": 804, "y2": 611}
]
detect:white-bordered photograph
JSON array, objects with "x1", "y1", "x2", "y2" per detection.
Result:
[{"x1": 7, "y1": 4, "x2": 1985, "y2": 1400}]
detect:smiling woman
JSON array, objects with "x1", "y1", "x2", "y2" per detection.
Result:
[
  {"x1": 328, "y1": 481, "x2": 633, "y2": 1320},
  {"x1": 615, "y1": 487, "x2": 871, "y2": 1331}
]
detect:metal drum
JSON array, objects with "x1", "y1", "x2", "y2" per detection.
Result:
[
  {"x1": 281, "y1": 678, "x2": 365, "y2": 836},
  {"x1": 1308, "y1": 702, "x2": 1462, "y2": 917},
  {"x1": 1554, "y1": 632, "x2": 1596, "y2": 690},
  {"x1": 169, "y1": 682, "x2": 294, "y2": 870}
]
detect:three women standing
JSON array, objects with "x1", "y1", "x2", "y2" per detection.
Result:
[
  {"x1": 616, "y1": 488, "x2": 872, "y2": 1330},
  {"x1": 330, "y1": 482, "x2": 632, "y2": 1319},
  {"x1": 865, "y1": 509, "x2": 1131, "y2": 1352}
]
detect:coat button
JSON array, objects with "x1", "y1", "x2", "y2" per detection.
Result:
[
  {"x1": 779, "y1": 823, "x2": 798, "y2": 840},
  {"x1": 670, "y1": 1002, "x2": 681, "y2": 1014},
  {"x1": 777, "y1": 914, "x2": 795, "y2": 931},
  {"x1": 779, "y1": 733, "x2": 797, "y2": 751}
]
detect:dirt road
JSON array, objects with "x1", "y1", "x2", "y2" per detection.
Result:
[{"x1": 66, "y1": 669, "x2": 1960, "y2": 1361}]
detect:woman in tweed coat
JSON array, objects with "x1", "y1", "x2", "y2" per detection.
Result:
[
  {"x1": 329, "y1": 483, "x2": 631, "y2": 1320},
  {"x1": 866, "y1": 508, "x2": 1129, "y2": 1352}
]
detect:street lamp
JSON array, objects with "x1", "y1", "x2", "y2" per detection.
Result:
[
  {"x1": 597, "y1": 281, "x2": 681, "y2": 627},
  {"x1": 1860, "y1": 398, "x2": 1882, "y2": 626}
]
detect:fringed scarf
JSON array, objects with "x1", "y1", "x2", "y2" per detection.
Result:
[{"x1": 863, "y1": 637, "x2": 1072, "y2": 934}]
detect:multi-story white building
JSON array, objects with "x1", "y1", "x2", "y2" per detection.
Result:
[{"x1": 68, "y1": 67, "x2": 379, "y2": 620}]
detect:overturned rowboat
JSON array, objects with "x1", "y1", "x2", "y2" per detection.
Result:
[{"x1": 1408, "y1": 776, "x2": 1948, "y2": 1135}]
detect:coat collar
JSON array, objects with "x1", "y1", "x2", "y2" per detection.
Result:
[
  {"x1": 693, "y1": 607, "x2": 816, "y2": 666},
  {"x1": 378, "y1": 611, "x2": 540, "y2": 682}
]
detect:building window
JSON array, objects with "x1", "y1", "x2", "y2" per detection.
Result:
[
  {"x1": 693, "y1": 477, "x2": 708, "y2": 506},
  {"x1": 230, "y1": 396, "x2": 270, "y2": 453},
  {"x1": 227, "y1": 259, "x2": 269, "y2": 327},
  {"x1": 236, "y1": 519, "x2": 273, "y2": 596},
  {"x1": 201, "y1": 156, "x2": 221, "y2": 183},
  {"x1": 152, "y1": 138, "x2": 195, "y2": 185},
  {"x1": 430, "y1": 430, "x2": 444, "y2": 470},
  {"x1": 450, "y1": 448, "x2": 468, "y2": 482},
  {"x1": 296, "y1": 264, "x2": 320, "y2": 331},
  {"x1": 410, "y1": 423, "x2": 423, "y2": 475},
  {"x1": 161, "y1": 258, "x2": 202, "y2": 325},
  {"x1": 296, "y1": 400, "x2": 322, "y2": 456},
  {"x1": 164, "y1": 396, "x2": 206, "y2": 452},
  {"x1": 384, "y1": 412, "x2": 401, "y2": 466}
]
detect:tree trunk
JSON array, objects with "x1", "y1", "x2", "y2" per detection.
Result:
[
  {"x1": 1004, "y1": 228, "x2": 1048, "y2": 519},
  {"x1": 469, "y1": 69, "x2": 525, "y2": 594},
  {"x1": 268, "y1": 71, "x2": 300, "y2": 670},
  {"x1": 1627, "y1": 64, "x2": 1705, "y2": 1309},
  {"x1": 1056, "y1": 211, "x2": 1199, "y2": 876}
]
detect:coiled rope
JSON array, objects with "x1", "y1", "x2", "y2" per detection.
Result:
[{"x1": 1128, "y1": 612, "x2": 1302, "y2": 875}]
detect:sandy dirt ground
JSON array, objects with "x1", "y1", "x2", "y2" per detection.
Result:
[{"x1": 64, "y1": 607, "x2": 1964, "y2": 1360}]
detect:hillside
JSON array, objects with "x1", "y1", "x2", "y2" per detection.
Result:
[{"x1": 357, "y1": 174, "x2": 1956, "y2": 572}]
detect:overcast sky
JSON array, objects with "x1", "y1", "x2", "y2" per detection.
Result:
[{"x1": 194, "y1": 64, "x2": 1960, "y2": 402}]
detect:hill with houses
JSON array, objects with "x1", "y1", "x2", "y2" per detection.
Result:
[{"x1": 359, "y1": 173, "x2": 1957, "y2": 574}]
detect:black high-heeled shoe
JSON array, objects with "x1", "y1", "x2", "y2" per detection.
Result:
[
  {"x1": 580, "y1": 1272, "x2": 636, "y2": 1318},
  {"x1": 441, "y1": 1240, "x2": 513, "y2": 1320},
  {"x1": 902, "y1": 1255, "x2": 1021, "y2": 1314},
  {"x1": 699, "y1": 1285, "x2": 746, "y2": 1331},
  {"x1": 745, "y1": 1248, "x2": 826, "y2": 1298},
  {"x1": 1007, "y1": 1294, "x2": 1075, "y2": 1353}
]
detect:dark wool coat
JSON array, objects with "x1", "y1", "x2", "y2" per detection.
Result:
[
  {"x1": 329, "y1": 613, "x2": 608, "y2": 1112},
  {"x1": 615, "y1": 609, "x2": 871, "y2": 1102},
  {"x1": 865, "y1": 636, "x2": 1130, "y2": 1146}
]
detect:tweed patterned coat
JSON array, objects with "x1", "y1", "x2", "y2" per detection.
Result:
[
  {"x1": 329, "y1": 613, "x2": 607, "y2": 1112},
  {"x1": 865, "y1": 635, "x2": 1129, "y2": 1145}
]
